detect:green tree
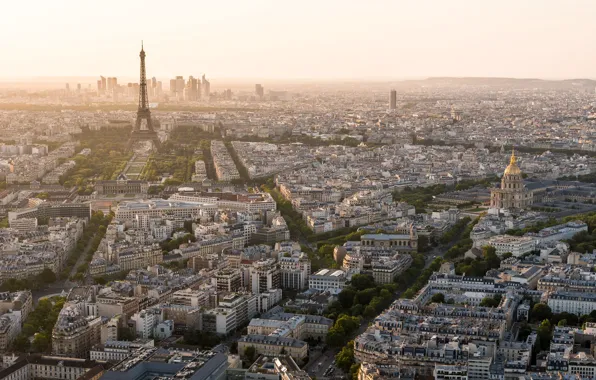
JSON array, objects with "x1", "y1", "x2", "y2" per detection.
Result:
[
  {"x1": 537, "y1": 319, "x2": 553, "y2": 351},
  {"x1": 350, "y1": 304, "x2": 364, "y2": 316},
  {"x1": 183, "y1": 330, "x2": 222, "y2": 348},
  {"x1": 364, "y1": 305, "x2": 377, "y2": 318},
  {"x1": 326, "y1": 326, "x2": 346, "y2": 347},
  {"x1": 335, "y1": 315, "x2": 360, "y2": 335},
  {"x1": 244, "y1": 346, "x2": 256, "y2": 362},
  {"x1": 11, "y1": 334, "x2": 30, "y2": 352},
  {"x1": 31, "y1": 333, "x2": 50, "y2": 353},
  {"x1": 335, "y1": 341, "x2": 355, "y2": 372},
  {"x1": 431, "y1": 293, "x2": 445, "y2": 304},
  {"x1": 338, "y1": 288, "x2": 356, "y2": 309},
  {"x1": 480, "y1": 296, "x2": 500, "y2": 307},
  {"x1": 482, "y1": 246, "x2": 500, "y2": 269},
  {"x1": 350, "y1": 274, "x2": 375, "y2": 291},
  {"x1": 531, "y1": 303, "x2": 553, "y2": 323},
  {"x1": 37, "y1": 268, "x2": 56, "y2": 284},
  {"x1": 349, "y1": 363, "x2": 361, "y2": 380}
]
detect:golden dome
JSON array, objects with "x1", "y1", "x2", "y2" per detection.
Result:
[{"x1": 504, "y1": 149, "x2": 521, "y2": 175}]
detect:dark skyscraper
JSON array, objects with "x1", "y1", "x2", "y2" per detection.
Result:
[
  {"x1": 255, "y1": 84, "x2": 264, "y2": 99},
  {"x1": 187, "y1": 76, "x2": 199, "y2": 101},
  {"x1": 99, "y1": 76, "x2": 106, "y2": 94},
  {"x1": 202, "y1": 74, "x2": 210, "y2": 99},
  {"x1": 107, "y1": 77, "x2": 117, "y2": 92},
  {"x1": 390, "y1": 90, "x2": 397, "y2": 110}
]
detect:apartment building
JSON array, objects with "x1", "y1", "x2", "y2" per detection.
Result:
[
  {"x1": 95, "y1": 180, "x2": 149, "y2": 195},
  {"x1": 0, "y1": 354, "x2": 110, "y2": 380},
  {"x1": 219, "y1": 292, "x2": 258, "y2": 329},
  {"x1": 170, "y1": 191, "x2": 276, "y2": 213},
  {"x1": 372, "y1": 255, "x2": 413, "y2": 285},
  {"x1": 114, "y1": 199, "x2": 217, "y2": 221},
  {"x1": 238, "y1": 335, "x2": 308, "y2": 363},
  {"x1": 279, "y1": 252, "x2": 311, "y2": 290},
  {"x1": 202, "y1": 308, "x2": 236, "y2": 335},
  {"x1": 308, "y1": 269, "x2": 346, "y2": 291},
  {"x1": 434, "y1": 364, "x2": 468, "y2": 380},
  {"x1": 0, "y1": 313, "x2": 20, "y2": 351},
  {"x1": 116, "y1": 245, "x2": 163, "y2": 272},
  {"x1": 130, "y1": 310, "x2": 159, "y2": 339},
  {"x1": 52, "y1": 304, "x2": 102, "y2": 359},
  {"x1": 214, "y1": 268, "x2": 243, "y2": 292},
  {"x1": 487, "y1": 235, "x2": 536, "y2": 257},
  {"x1": 0, "y1": 291, "x2": 33, "y2": 325},
  {"x1": 250, "y1": 258, "x2": 280, "y2": 294},
  {"x1": 548, "y1": 291, "x2": 596, "y2": 316}
]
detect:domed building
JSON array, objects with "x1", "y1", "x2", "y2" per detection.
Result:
[{"x1": 489, "y1": 149, "x2": 533, "y2": 213}]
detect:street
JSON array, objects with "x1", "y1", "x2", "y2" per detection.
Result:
[{"x1": 303, "y1": 235, "x2": 462, "y2": 377}]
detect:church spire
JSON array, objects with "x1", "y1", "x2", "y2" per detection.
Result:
[{"x1": 510, "y1": 148, "x2": 516, "y2": 165}]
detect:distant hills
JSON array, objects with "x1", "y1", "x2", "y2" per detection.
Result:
[{"x1": 399, "y1": 77, "x2": 596, "y2": 89}]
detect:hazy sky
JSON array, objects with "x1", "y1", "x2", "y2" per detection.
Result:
[{"x1": 1, "y1": 0, "x2": 595, "y2": 80}]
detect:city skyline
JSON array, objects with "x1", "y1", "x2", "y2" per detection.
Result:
[{"x1": 2, "y1": 0, "x2": 596, "y2": 80}]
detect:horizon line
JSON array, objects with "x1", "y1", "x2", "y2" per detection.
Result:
[{"x1": 0, "y1": 75, "x2": 595, "y2": 83}]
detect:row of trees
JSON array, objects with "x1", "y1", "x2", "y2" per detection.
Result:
[
  {"x1": 261, "y1": 185, "x2": 313, "y2": 239},
  {"x1": 61, "y1": 128, "x2": 132, "y2": 194},
  {"x1": 439, "y1": 216, "x2": 472, "y2": 244},
  {"x1": 454, "y1": 246, "x2": 503, "y2": 277},
  {"x1": 63, "y1": 211, "x2": 112, "y2": 282},
  {"x1": 311, "y1": 244, "x2": 340, "y2": 272},
  {"x1": 182, "y1": 329, "x2": 222, "y2": 348},
  {"x1": 12, "y1": 297, "x2": 66, "y2": 353},
  {"x1": 143, "y1": 133, "x2": 216, "y2": 183},
  {"x1": 162, "y1": 126, "x2": 221, "y2": 151},
  {"x1": 519, "y1": 302, "x2": 596, "y2": 351},
  {"x1": 443, "y1": 217, "x2": 479, "y2": 260},
  {"x1": 313, "y1": 229, "x2": 366, "y2": 249},
  {"x1": 335, "y1": 341, "x2": 360, "y2": 380},
  {"x1": 225, "y1": 133, "x2": 364, "y2": 148},
  {"x1": 392, "y1": 177, "x2": 496, "y2": 213},
  {"x1": 505, "y1": 211, "x2": 596, "y2": 253},
  {"x1": 326, "y1": 314, "x2": 361, "y2": 348},
  {"x1": 224, "y1": 141, "x2": 250, "y2": 182},
  {"x1": 530, "y1": 302, "x2": 596, "y2": 327},
  {"x1": 0, "y1": 268, "x2": 56, "y2": 292},
  {"x1": 327, "y1": 277, "x2": 397, "y2": 321},
  {"x1": 392, "y1": 184, "x2": 448, "y2": 213},
  {"x1": 160, "y1": 233, "x2": 197, "y2": 252},
  {"x1": 143, "y1": 154, "x2": 197, "y2": 183},
  {"x1": 401, "y1": 256, "x2": 443, "y2": 299},
  {"x1": 505, "y1": 218, "x2": 558, "y2": 236},
  {"x1": 566, "y1": 229, "x2": 596, "y2": 253}
]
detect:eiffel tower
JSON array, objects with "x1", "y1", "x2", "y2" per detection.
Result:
[{"x1": 128, "y1": 42, "x2": 161, "y2": 150}]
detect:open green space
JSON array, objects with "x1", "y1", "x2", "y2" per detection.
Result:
[
  {"x1": 11, "y1": 296, "x2": 65, "y2": 353},
  {"x1": 61, "y1": 128, "x2": 133, "y2": 194}
]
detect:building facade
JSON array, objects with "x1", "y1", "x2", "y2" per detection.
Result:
[{"x1": 490, "y1": 150, "x2": 533, "y2": 212}]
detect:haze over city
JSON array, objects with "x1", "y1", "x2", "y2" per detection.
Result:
[
  {"x1": 2, "y1": 3, "x2": 596, "y2": 380},
  {"x1": 2, "y1": 0, "x2": 596, "y2": 81}
]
